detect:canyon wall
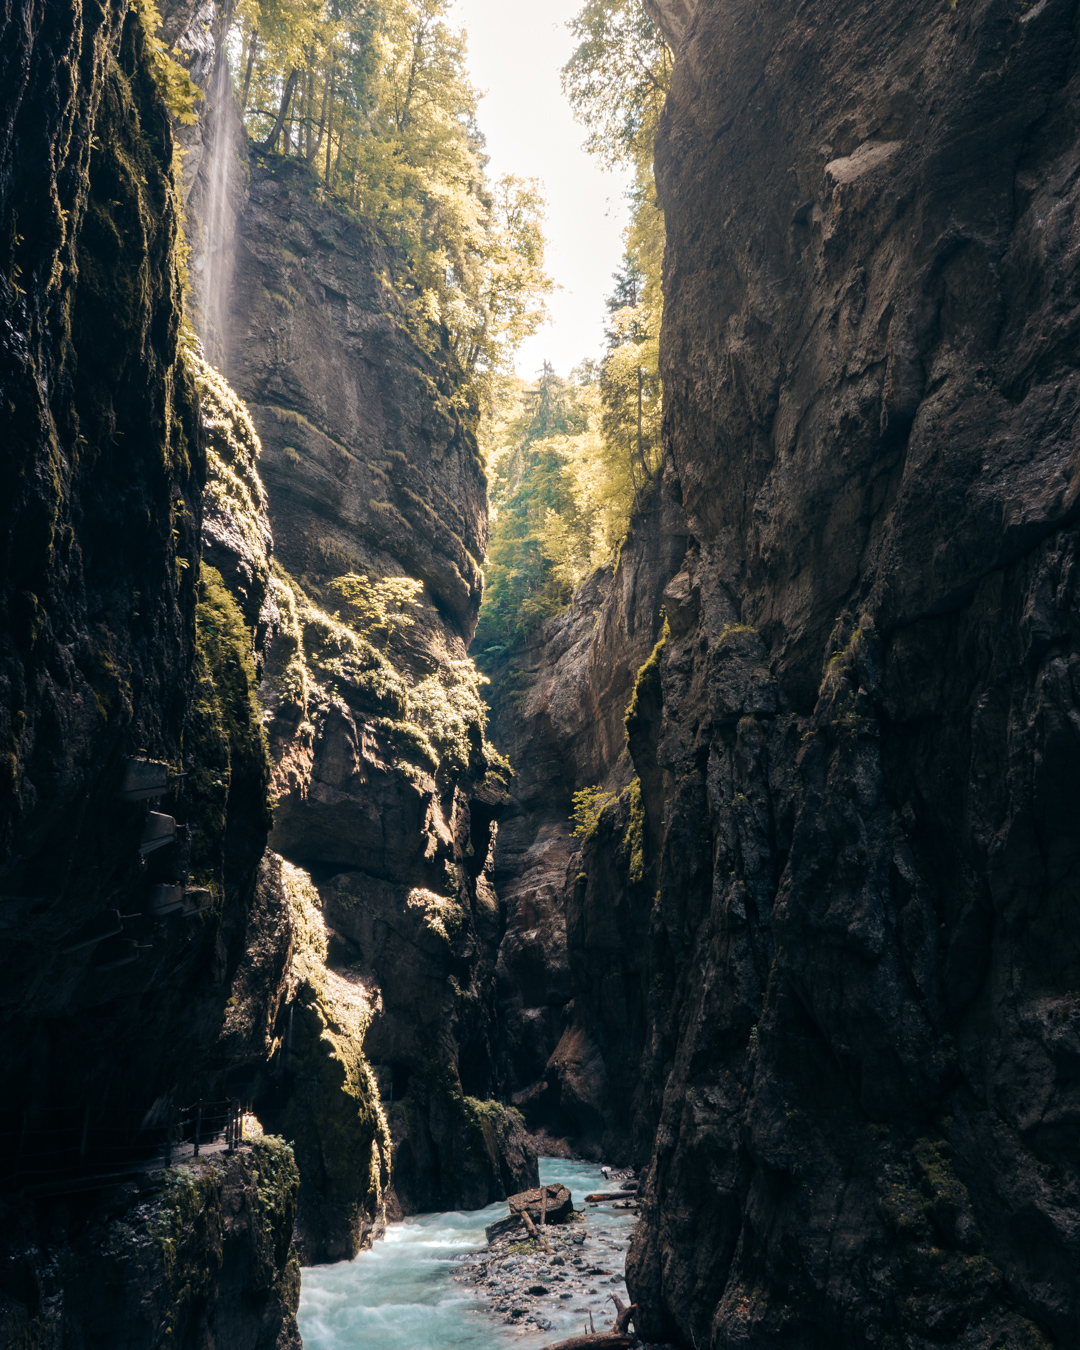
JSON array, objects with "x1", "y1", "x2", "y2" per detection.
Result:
[
  {"x1": 0, "y1": 0, "x2": 299, "y2": 1343},
  {"x1": 491, "y1": 0, "x2": 1080, "y2": 1346}
]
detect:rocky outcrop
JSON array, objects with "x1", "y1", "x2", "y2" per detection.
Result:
[
  {"x1": 490, "y1": 0, "x2": 1080, "y2": 1345},
  {"x1": 642, "y1": 0, "x2": 697, "y2": 48},
  {"x1": 487, "y1": 499, "x2": 685, "y2": 1155},
  {"x1": 230, "y1": 153, "x2": 486, "y2": 636},
  {"x1": 622, "y1": 0, "x2": 1080, "y2": 1344}
]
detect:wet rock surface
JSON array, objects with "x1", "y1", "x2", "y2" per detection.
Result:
[
  {"x1": 487, "y1": 505, "x2": 687, "y2": 1158},
  {"x1": 0, "y1": 1141, "x2": 301, "y2": 1350}
]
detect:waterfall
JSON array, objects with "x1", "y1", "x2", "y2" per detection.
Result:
[{"x1": 196, "y1": 55, "x2": 236, "y2": 370}]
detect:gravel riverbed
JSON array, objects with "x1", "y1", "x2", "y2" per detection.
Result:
[{"x1": 451, "y1": 1194, "x2": 639, "y2": 1337}]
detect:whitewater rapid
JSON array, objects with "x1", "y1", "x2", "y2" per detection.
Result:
[{"x1": 298, "y1": 1158, "x2": 637, "y2": 1350}]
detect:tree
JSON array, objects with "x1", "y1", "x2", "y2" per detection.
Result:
[
  {"x1": 561, "y1": 0, "x2": 671, "y2": 170},
  {"x1": 226, "y1": 0, "x2": 551, "y2": 391},
  {"x1": 473, "y1": 0, "x2": 672, "y2": 658}
]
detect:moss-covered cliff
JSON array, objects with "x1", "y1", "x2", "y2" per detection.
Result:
[
  {"x1": 0, "y1": 1139, "x2": 301, "y2": 1349},
  {"x1": 0, "y1": 1, "x2": 300, "y2": 1339},
  {"x1": 210, "y1": 149, "x2": 537, "y2": 1223}
]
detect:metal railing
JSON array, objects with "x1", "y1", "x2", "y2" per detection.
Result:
[{"x1": 0, "y1": 1098, "x2": 247, "y2": 1195}]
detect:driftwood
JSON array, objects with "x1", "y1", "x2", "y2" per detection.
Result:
[
  {"x1": 583, "y1": 1190, "x2": 638, "y2": 1203},
  {"x1": 519, "y1": 1209, "x2": 551, "y2": 1251},
  {"x1": 608, "y1": 1293, "x2": 638, "y2": 1335}
]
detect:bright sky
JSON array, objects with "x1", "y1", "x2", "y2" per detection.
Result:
[{"x1": 448, "y1": 0, "x2": 633, "y2": 380}]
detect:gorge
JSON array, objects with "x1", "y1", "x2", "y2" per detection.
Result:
[{"x1": 2, "y1": 0, "x2": 1080, "y2": 1347}]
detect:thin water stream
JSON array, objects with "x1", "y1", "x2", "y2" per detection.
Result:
[{"x1": 299, "y1": 1159, "x2": 637, "y2": 1350}]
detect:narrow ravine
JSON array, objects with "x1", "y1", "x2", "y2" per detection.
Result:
[{"x1": 299, "y1": 1160, "x2": 637, "y2": 1350}]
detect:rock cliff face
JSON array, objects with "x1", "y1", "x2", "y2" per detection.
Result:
[
  {"x1": 221, "y1": 150, "x2": 535, "y2": 1231},
  {"x1": 0, "y1": 1139, "x2": 302, "y2": 1350},
  {"x1": 487, "y1": 501, "x2": 686, "y2": 1157},
  {"x1": 0, "y1": 0, "x2": 299, "y2": 1343},
  {"x1": 491, "y1": 0, "x2": 1080, "y2": 1346}
]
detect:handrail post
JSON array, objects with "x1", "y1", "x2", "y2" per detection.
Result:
[
  {"x1": 193, "y1": 1099, "x2": 202, "y2": 1157},
  {"x1": 14, "y1": 1111, "x2": 27, "y2": 1185},
  {"x1": 226, "y1": 1099, "x2": 235, "y2": 1153}
]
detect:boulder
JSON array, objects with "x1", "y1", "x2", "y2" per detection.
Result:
[{"x1": 509, "y1": 1183, "x2": 573, "y2": 1225}]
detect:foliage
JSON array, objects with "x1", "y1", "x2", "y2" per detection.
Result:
[
  {"x1": 134, "y1": 0, "x2": 206, "y2": 125},
  {"x1": 472, "y1": 1, "x2": 669, "y2": 659},
  {"x1": 475, "y1": 366, "x2": 595, "y2": 652},
  {"x1": 270, "y1": 564, "x2": 410, "y2": 720},
  {"x1": 409, "y1": 659, "x2": 491, "y2": 777},
  {"x1": 474, "y1": 339, "x2": 661, "y2": 657},
  {"x1": 330, "y1": 571, "x2": 423, "y2": 642},
  {"x1": 406, "y1": 886, "x2": 462, "y2": 942},
  {"x1": 227, "y1": 0, "x2": 551, "y2": 392},
  {"x1": 561, "y1": 0, "x2": 671, "y2": 169},
  {"x1": 269, "y1": 565, "x2": 505, "y2": 784},
  {"x1": 570, "y1": 785, "x2": 617, "y2": 839}
]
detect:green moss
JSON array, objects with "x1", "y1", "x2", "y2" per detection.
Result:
[
  {"x1": 195, "y1": 355, "x2": 269, "y2": 579},
  {"x1": 408, "y1": 661, "x2": 490, "y2": 776},
  {"x1": 186, "y1": 565, "x2": 272, "y2": 885},
  {"x1": 150, "y1": 1162, "x2": 221, "y2": 1290},
  {"x1": 407, "y1": 887, "x2": 464, "y2": 942},
  {"x1": 460, "y1": 1096, "x2": 524, "y2": 1174},
  {"x1": 146, "y1": 1142, "x2": 299, "y2": 1347},
  {"x1": 626, "y1": 777, "x2": 646, "y2": 884},
  {"x1": 625, "y1": 619, "x2": 669, "y2": 738},
  {"x1": 912, "y1": 1137, "x2": 970, "y2": 1210},
  {"x1": 570, "y1": 785, "x2": 617, "y2": 839},
  {"x1": 267, "y1": 564, "x2": 409, "y2": 722},
  {"x1": 272, "y1": 864, "x2": 391, "y2": 1262}
]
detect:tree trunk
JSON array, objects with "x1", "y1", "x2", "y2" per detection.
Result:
[
  {"x1": 261, "y1": 68, "x2": 299, "y2": 153},
  {"x1": 303, "y1": 65, "x2": 314, "y2": 160},
  {"x1": 240, "y1": 28, "x2": 258, "y2": 113},
  {"x1": 541, "y1": 1337, "x2": 633, "y2": 1350},
  {"x1": 323, "y1": 57, "x2": 335, "y2": 181},
  {"x1": 636, "y1": 365, "x2": 644, "y2": 472}
]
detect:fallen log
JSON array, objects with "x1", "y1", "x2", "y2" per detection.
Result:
[
  {"x1": 583, "y1": 1190, "x2": 638, "y2": 1203},
  {"x1": 485, "y1": 1183, "x2": 576, "y2": 1243},
  {"x1": 509, "y1": 1183, "x2": 573, "y2": 1224},
  {"x1": 484, "y1": 1213, "x2": 523, "y2": 1243},
  {"x1": 539, "y1": 1337, "x2": 634, "y2": 1350}
]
